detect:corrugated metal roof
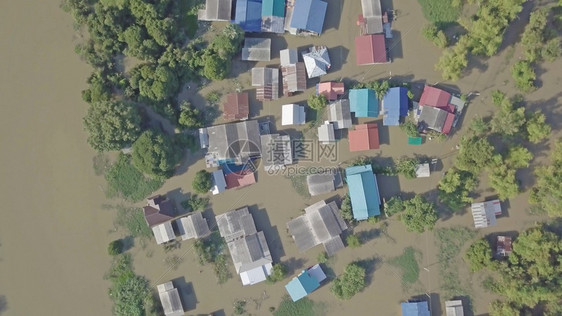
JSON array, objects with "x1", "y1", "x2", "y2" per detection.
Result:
[
  {"x1": 317, "y1": 122, "x2": 336, "y2": 143},
  {"x1": 157, "y1": 282, "x2": 184, "y2": 316},
  {"x1": 281, "y1": 63, "x2": 307, "y2": 95},
  {"x1": 445, "y1": 300, "x2": 464, "y2": 316},
  {"x1": 290, "y1": 0, "x2": 327, "y2": 34},
  {"x1": 346, "y1": 165, "x2": 381, "y2": 220},
  {"x1": 242, "y1": 38, "x2": 271, "y2": 61},
  {"x1": 177, "y1": 212, "x2": 211, "y2": 240},
  {"x1": 252, "y1": 67, "x2": 279, "y2": 101},
  {"x1": 260, "y1": 134, "x2": 293, "y2": 171},
  {"x1": 382, "y1": 87, "x2": 408, "y2": 126},
  {"x1": 471, "y1": 200, "x2": 501, "y2": 228},
  {"x1": 280, "y1": 49, "x2": 298, "y2": 66},
  {"x1": 204, "y1": 120, "x2": 262, "y2": 162},
  {"x1": 419, "y1": 85, "x2": 452, "y2": 109},
  {"x1": 262, "y1": 0, "x2": 285, "y2": 17},
  {"x1": 307, "y1": 170, "x2": 342, "y2": 196},
  {"x1": 360, "y1": 0, "x2": 383, "y2": 34},
  {"x1": 355, "y1": 34, "x2": 387, "y2": 65},
  {"x1": 419, "y1": 106, "x2": 448, "y2": 133},
  {"x1": 152, "y1": 222, "x2": 175, "y2": 245},
  {"x1": 198, "y1": 0, "x2": 232, "y2": 21},
  {"x1": 348, "y1": 123, "x2": 380, "y2": 151},
  {"x1": 234, "y1": 0, "x2": 263, "y2": 32},
  {"x1": 317, "y1": 82, "x2": 345, "y2": 101},
  {"x1": 285, "y1": 270, "x2": 321, "y2": 301},
  {"x1": 303, "y1": 46, "x2": 330, "y2": 78},
  {"x1": 328, "y1": 99, "x2": 352, "y2": 130},
  {"x1": 349, "y1": 89, "x2": 379, "y2": 117},
  {"x1": 223, "y1": 92, "x2": 250, "y2": 121}
]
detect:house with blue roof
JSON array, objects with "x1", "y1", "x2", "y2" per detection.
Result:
[
  {"x1": 289, "y1": 0, "x2": 327, "y2": 34},
  {"x1": 349, "y1": 89, "x2": 379, "y2": 117},
  {"x1": 345, "y1": 165, "x2": 381, "y2": 220},
  {"x1": 285, "y1": 264, "x2": 327, "y2": 301},
  {"x1": 401, "y1": 301, "x2": 431, "y2": 316},
  {"x1": 234, "y1": 0, "x2": 263, "y2": 32},
  {"x1": 261, "y1": 0, "x2": 285, "y2": 33},
  {"x1": 382, "y1": 87, "x2": 409, "y2": 126}
]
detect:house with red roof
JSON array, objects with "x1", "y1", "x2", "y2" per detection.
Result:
[
  {"x1": 316, "y1": 82, "x2": 344, "y2": 101},
  {"x1": 419, "y1": 86, "x2": 452, "y2": 111},
  {"x1": 416, "y1": 85, "x2": 462, "y2": 135},
  {"x1": 223, "y1": 92, "x2": 250, "y2": 121},
  {"x1": 225, "y1": 169, "x2": 256, "y2": 189},
  {"x1": 348, "y1": 123, "x2": 380, "y2": 151},
  {"x1": 355, "y1": 34, "x2": 388, "y2": 65}
]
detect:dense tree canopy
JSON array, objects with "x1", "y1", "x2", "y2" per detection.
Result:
[
  {"x1": 465, "y1": 239, "x2": 493, "y2": 272},
  {"x1": 455, "y1": 136, "x2": 494, "y2": 173},
  {"x1": 307, "y1": 94, "x2": 328, "y2": 111},
  {"x1": 526, "y1": 111, "x2": 551, "y2": 143},
  {"x1": 401, "y1": 195, "x2": 438, "y2": 233},
  {"x1": 131, "y1": 130, "x2": 180, "y2": 178},
  {"x1": 511, "y1": 61, "x2": 537, "y2": 93},
  {"x1": 178, "y1": 101, "x2": 203, "y2": 129},
  {"x1": 330, "y1": 263, "x2": 366, "y2": 300},
  {"x1": 529, "y1": 140, "x2": 562, "y2": 216},
  {"x1": 192, "y1": 170, "x2": 212, "y2": 194},
  {"x1": 438, "y1": 168, "x2": 477, "y2": 211},
  {"x1": 84, "y1": 100, "x2": 142, "y2": 151}
]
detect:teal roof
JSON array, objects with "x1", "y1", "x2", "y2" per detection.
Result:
[
  {"x1": 349, "y1": 89, "x2": 379, "y2": 117},
  {"x1": 345, "y1": 165, "x2": 381, "y2": 220},
  {"x1": 285, "y1": 271, "x2": 321, "y2": 302},
  {"x1": 262, "y1": 0, "x2": 285, "y2": 17}
]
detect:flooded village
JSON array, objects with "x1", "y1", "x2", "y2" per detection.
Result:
[{"x1": 1, "y1": 0, "x2": 562, "y2": 316}]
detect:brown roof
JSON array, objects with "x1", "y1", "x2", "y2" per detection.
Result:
[
  {"x1": 281, "y1": 62, "x2": 307, "y2": 96},
  {"x1": 143, "y1": 195, "x2": 175, "y2": 228},
  {"x1": 223, "y1": 93, "x2": 250, "y2": 121}
]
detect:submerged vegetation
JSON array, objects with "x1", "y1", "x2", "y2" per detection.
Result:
[
  {"x1": 274, "y1": 296, "x2": 316, "y2": 316},
  {"x1": 105, "y1": 154, "x2": 164, "y2": 202},
  {"x1": 331, "y1": 263, "x2": 366, "y2": 300},
  {"x1": 389, "y1": 247, "x2": 420, "y2": 285},
  {"x1": 436, "y1": 227, "x2": 476, "y2": 299}
]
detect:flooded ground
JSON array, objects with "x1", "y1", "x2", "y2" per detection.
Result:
[{"x1": 1, "y1": 0, "x2": 561, "y2": 315}]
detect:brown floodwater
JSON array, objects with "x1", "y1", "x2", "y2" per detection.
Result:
[{"x1": 1, "y1": 0, "x2": 560, "y2": 315}]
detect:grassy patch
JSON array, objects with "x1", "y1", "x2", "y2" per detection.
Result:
[
  {"x1": 105, "y1": 154, "x2": 163, "y2": 202},
  {"x1": 417, "y1": 0, "x2": 462, "y2": 27},
  {"x1": 435, "y1": 227, "x2": 477, "y2": 298},
  {"x1": 274, "y1": 296, "x2": 316, "y2": 316},
  {"x1": 114, "y1": 205, "x2": 153, "y2": 240},
  {"x1": 286, "y1": 173, "x2": 311, "y2": 198},
  {"x1": 389, "y1": 247, "x2": 420, "y2": 285},
  {"x1": 92, "y1": 153, "x2": 110, "y2": 176}
]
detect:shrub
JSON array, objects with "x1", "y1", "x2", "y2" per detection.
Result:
[
  {"x1": 330, "y1": 263, "x2": 366, "y2": 300},
  {"x1": 401, "y1": 195, "x2": 438, "y2": 233},
  {"x1": 307, "y1": 94, "x2": 328, "y2": 110},
  {"x1": 178, "y1": 101, "x2": 203, "y2": 129},
  {"x1": 400, "y1": 121, "x2": 419, "y2": 138},
  {"x1": 182, "y1": 194, "x2": 209, "y2": 212},
  {"x1": 396, "y1": 157, "x2": 419, "y2": 179},
  {"x1": 233, "y1": 300, "x2": 246, "y2": 315},
  {"x1": 267, "y1": 263, "x2": 287, "y2": 283},
  {"x1": 526, "y1": 111, "x2": 551, "y2": 143},
  {"x1": 346, "y1": 234, "x2": 361, "y2": 248},
  {"x1": 317, "y1": 252, "x2": 328, "y2": 264},
  {"x1": 511, "y1": 61, "x2": 537, "y2": 93},
  {"x1": 340, "y1": 194, "x2": 354, "y2": 221},
  {"x1": 384, "y1": 196, "x2": 404, "y2": 217},
  {"x1": 108, "y1": 240, "x2": 124, "y2": 256},
  {"x1": 465, "y1": 239, "x2": 492, "y2": 272}
]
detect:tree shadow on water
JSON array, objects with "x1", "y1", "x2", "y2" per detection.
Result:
[{"x1": 0, "y1": 296, "x2": 7, "y2": 315}]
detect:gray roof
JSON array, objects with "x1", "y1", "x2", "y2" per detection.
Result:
[
  {"x1": 228, "y1": 231, "x2": 272, "y2": 273},
  {"x1": 252, "y1": 67, "x2": 280, "y2": 101},
  {"x1": 202, "y1": 120, "x2": 262, "y2": 162},
  {"x1": 328, "y1": 99, "x2": 352, "y2": 130},
  {"x1": 419, "y1": 106, "x2": 447, "y2": 132},
  {"x1": 287, "y1": 200, "x2": 348, "y2": 256},
  {"x1": 361, "y1": 0, "x2": 383, "y2": 34},
  {"x1": 281, "y1": 62, "x2": 307, "y2": 95},
  {"x1": 242, "y1": 38, "x2": 271, "y2": 61},
  {"x1": 152, "y1": 221, "x2": 175, "y2": 245},
  {"x1": 216, "y1": 207, "x2": 257, "y2": 242},
  {"x1": 260, "y1": 134, "x2": 294, "y2": 171},
  {"x1": 211, "y1": 169, "x2": 227, "y2": 195},
  {"x1": 318, "y1": 122, "x2": 336, "y2": 143},
  {"x1": 307, "y1": 170, "x2": 343, "y2": 196},
  {"x1": 176, "y1": 212, "x2": 211, "y2": 240},
  {"x1": 415, "y1": 163, "x2": 430, "y2": 178},
  {"x1": 303, "y1": 46, "x2": 331, "y2": 78},
  {"x1": 445, "y1": 300, "x2": 464, "y2": 316},
  {"x1": 198, "y1": 0, "x2": 232, "y2": 21},
  {"x1": 471, "y1": 200, "x2": 500, "y2": 228},
  {"x1": 280, "y1": 49, "x2": 299, "y2": 66},
  {"x1": 157, "y1": 282, "x2": 184, "y2": 316}
]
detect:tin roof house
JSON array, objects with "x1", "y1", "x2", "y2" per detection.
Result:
[
  {"x1": 359, "y1": 0, "x2": 383, "y2": 34},
  {"x1": 143, "y1": 195, "x2": 176, "y2": 245},
  {"x1": 199, "y1": 120, "x2": 262, "y2": 164},
  {"x1": 157, "y1": 281, "x2": 184, "y2": 316},
  {"x1": 318, "y1": 122, "x2": 336, "y2": 144},
  {"x1": 307, "y1": 169, "x2": 343, "y2": 196},
  {"x1": 223, "y1": 92, "x2": 250, "y2": 121},
  {"x1": 445, "y1": 300, "x2": 464, "y2": 316},
  {"x1": 345, "y1": 165, "x2": 381, "y2": 220},
  {"x1": 280, "y1": 49, "x2": 307, "y2": 96},
  {"x1": 261, "y1": 0, "x2": 285, "y2": 33},
  {"x1": 252, "y1": 67, "x2": 280, "y2": 101},
  {"x1": 216, "y1": 207, "x2": 273, "y2": 285},
  {"x1": 317, "y1": 82, "x2": 345, "y2": 101},
  {"x1": 471, "y1": 200, "x2": 502, "y2": 228},
  {"x1": 287, "y1": 200, "x2": 348, "y2": 256},
  {"x1": 382, "y1": 87, "x2": 409, "y2": 126},
  {"x1": 282, "y1": 104, "x2": 306, "y2": 126},
  {"x1": 198, "y1": 0, "x2": 232, "y2": 21},
  {"x1": 328, "y1": 99, "x2": 352, "y2": 130},
  {"x1": 303, "y1": 46, "x2": 331, "y2": 78},
  {"x1": 285, "y1": 264, "x2": 327, "y2": 301},
  {"x1": 348, "y1": 123, "x2": 380, "y2": 151},
  {"x1": 355, "y1": 34, "x2": 388, "y2": 65},
  {"x1": 497, "y1": 236, "x2": 512, "y2": 257},
  {"x1": 242, "y1": 38, "x2": 271, "y2": 61},
  {"x1": 349, "y1": 88, "x2": 379, "y2": 117},
  {"x1": 176, "y1": 212, "x2": 211, "y2": 240},
  {"x1": 289, "y1": 0, "x2": 327, "y2": 34}
]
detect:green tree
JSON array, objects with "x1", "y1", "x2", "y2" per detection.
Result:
[
  {"x1": 84, "y1": 100, "x2": 142, "y2": 152},
  {"x1": 489, "y1": 300, "x2": 520, "y2": 316},
  {"x1": 192, "y1": 170, "x2": 212, "y2": 194},
  {"x1": 526, "y1": 111, "x2": 551, "y2": 143},
  {"x1": 129, "y1": 63, "x2": 180, "y2": 102},
  {"x1": 529, "y1": 140, "x2": 562, "y2": 216},
  {"x1": 384, "y1": 196, "x2": 404, "y2": 217},
  {"x1": 465, "y1": 239, "x2": 492, "y2": 272},
  {"x1": 455, "y1": 136, "x2": 494, "y2": 173},
  {"x1": 267, "y1": 263, "x2": 287, "y2": 283},
  {"x1": 400, "y1": 121, "x2": 419, "y2": 137},
  {"x1": 330, "y1": 263, "x2": 366, "y2": 300},
  {"x1": 469, "y1": 116, "x2": 489, "y2": 135},
  {"x1": 401, "y1": 195, "x2": 438, "y2": 233},
  {"x1": 131, "y1": 130, "x2": 180, "y2": 178},
  {"x1": 181, "y1": 194, "x2": 209, "y2": 212},
  {"x1": 201, "y1": 51, "x2": 228, "y2": 80},
  {"x1": 438, "y1": 168, "x2": 477, "y2": 211},
  {"x1": 82, "y1": 71, "x2": 113, "y2": 103},
  {"x1": 108, "y1": 239, "x2": 124, "y2": 256},
  {"x1": 396, "y1": 157, "x2": 419, "y2": 179},
  {"x1": 422, "y1": 24, "x2": 448, "y2": 48},
  {"x1": 490, "y1": 99, "x2": 526, "y2": 137},
  {"x1": 346, "y1": 234, "x2": 361, "y2": 248},
  {"x1": 521, "y1": 9, "x2": 548, "y2": 62},
  {"x1": 489, "y1": 157, "x2": 520, "y2": 200},
  {"x1": 308, "y1": 94, "x2": 328, "y2": 111},
  {"x1": 542, "y1": 38, "x2": 561, "y2": 61},
  {"x1": 506, "y1": 146, "x2": 533, "y2": 168},
  {"x1": 436, "y1": 37, "x2": 469, "y2": 80},
  {"x1": 210, "y1": 24, "x2": 245, "y2": 58},
  {"x1": 178, "y1": 101, "x2": 203, "y2": 129},
  {"x1": 511, "y1": 61, "x2": 537, "y2": 93}
]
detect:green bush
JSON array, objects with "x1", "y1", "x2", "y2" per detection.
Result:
[
  {"x1": 417, "y1": 0, "x2": 462, "y2": 26},
  {"x1": 396, "y1": 157, "x2": 419, "y2": 179},
  {"x1": 274, "y1": 296, "x2": 315, "y2": 316},
  {"x1": 317, "y1": 252, "x2": 328, "y2": 264},
  {"x1": 384, "y1": 196, "x2": 404, "y2": 217},
  {"x1": 401, "y1": 195, "x2": 438, "y2": 233},
  {"x1": 181, "y1": 194, "x2": 209, "y2": 212},
  {"x1": 400, "y1": 121, "x2": 419, "y2": 138},
  {"x1": 526, "y1": 111, "x2": 551, "y2": 143},
  {"x1": 438, "y1": 168, "x2": 477, "y2": 211},
  {"x1": 233, "y1": 300, "x2": 246, "y2": 315},
  {"x1": 192, "y1": 170, "x2": 212, "y2": 194},
  {"x1": 340, "y1": 194, "x2": 354, "y2": 221},
  {"x1": 465, "y1": 239, "x2": 492, "y2": 272},
  {"x1": 330, "y1": 263, "x2": 366, "y2": 300},
  {"x1": 178, "y1": 101, "x2": 203, "y2": 129},
  {"x1": 346, "y1": 234, "x2": 361, "y2": 248},
  {"x1": 132, "y1": 130, "x2": 181, "y2": 179},
  {"x1": 511, "y1": 61, "x2": 537, "y2": 93},
  {"x1": 267, "y1": 263, "x2": 288, "y2": 283},
  {"x1": 105, "y1": 154, "x2": 163, "y2": 202},
  {"x1": 307, "y1": 94, "x2": 328, "y2": 110},
  {"x1": 108, "y1": 240, "x2": 124, "y2": 256}
]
